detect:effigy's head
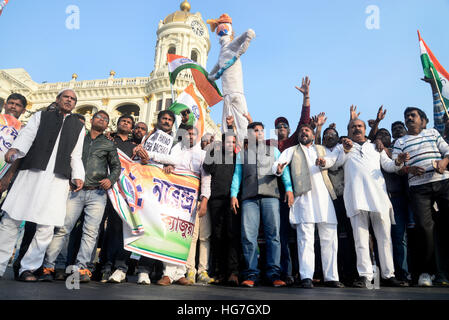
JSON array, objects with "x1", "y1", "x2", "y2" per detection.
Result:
[{"x1": 207, "y1": 14, "x2": 233, "y2": 37}]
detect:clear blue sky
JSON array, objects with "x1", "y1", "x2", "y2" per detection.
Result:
[{"x1": 1, "y1": 0, "x2": 448, "y2": 138}]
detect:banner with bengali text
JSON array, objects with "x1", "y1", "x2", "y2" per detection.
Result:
[{"x1": 108, "y1": 149, "x2": 199, "y2": 265}]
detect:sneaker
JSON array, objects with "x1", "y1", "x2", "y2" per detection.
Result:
[
  {"x1": 418, "y1": 273, "x2": 432, "y2": 287},
  {"x1": 38, "y1": 268, "x2": 54, "y2": 282},
  {"x1": 54, "y1": 268, "x2": 66, "y2": 281},
  {"x1": 186, "y1": 269, "x2": 196, "y2": 284},
  {"x1": 108, "y1": 269, "x2": 127, "y2": 283},
  {"x1": 137, "y1": 272, "x2": 151, "y2": 285},
  {"x1": 79, "y1": 269, "x2": 92, "y2": 283},
  {"x1": 197, "y1": 271, "x2": 214, "y2": 285},
  {"x1": 100, "y1": 270, "x2": 112, "y2": 283},
  {"x1": 272, "y1": 279, "x2": 286, "y2": 287},
  {"x1": 241, "y1": 279, "x2": 255, "y2": 288}
]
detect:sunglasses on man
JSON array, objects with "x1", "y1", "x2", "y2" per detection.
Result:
[{"x1": 276, "y1": 123, "x2": 289, "y2": 129}]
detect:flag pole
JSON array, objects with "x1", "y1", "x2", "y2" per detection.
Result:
[{"x1": 429, "y1": 67, "x2": 449, "y2": 118}]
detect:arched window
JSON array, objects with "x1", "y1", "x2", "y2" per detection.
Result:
[
  {"x1": 168, "y1": 46, "x2": 176, "y2": 55},
  {"x1": 191, "y1": 50, "x2": 198, "y2": 62}
]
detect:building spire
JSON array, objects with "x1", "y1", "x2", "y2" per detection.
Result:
[{"x1": 180, "y1": 0, "x2": 191, "y2": 12}]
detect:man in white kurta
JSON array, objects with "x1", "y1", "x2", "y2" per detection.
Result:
[
  {"x1": 273, "y1": 124, "x2": 342, "y2": 288},
  {"x1": 321, "y1": 119, "x2": 408, "y2": 288},
  {"x1": 147, "y1": 125, "x2": 211, "y2": 286},
  {"x1": 0, "y1": 89, "x2": 84, "y2": 280}
]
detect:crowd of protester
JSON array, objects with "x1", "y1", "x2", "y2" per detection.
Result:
[{"x1": 0, "y1": 74, "x2": 448, "y2": 290}]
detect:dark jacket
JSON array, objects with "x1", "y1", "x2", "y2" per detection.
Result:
[
  {"x1": 82, "y1": 133, "x2": 121, "y2": 187},
  {"x1": 203, "y1": 143, "x2": 236, "y2": 199},
  {"x1": 20, "y1": 110, "x2": 84, "y2": 179}
]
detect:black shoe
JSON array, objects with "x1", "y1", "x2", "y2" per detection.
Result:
[
  {"x1": 353, "y1": 276, "x2": 371, "y2": 288},
  {"x1": 381, "y1": 276, "x2": 409, "y2": 287},
  {"x1": 18, "y1": 270, "x2": 37, "y2": 282},
  {"x1": 324, "y1": 281, "x2": 345, "y2": 288},
  {"x1": 300, "y1": 278, "x2": 313, "y2": 289},
  {"x1": 54, "y1": 269, "x2": 66, "y2": 281},
  {"x1": 100, "y1": 270, "x2": 112, "y2": 283}
]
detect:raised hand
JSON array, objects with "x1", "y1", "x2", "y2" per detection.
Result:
[
  {"x1": 350, "y1": 105, "x2": 360, "y2": 121},
  {"x1": 376, "y1": 105, "x2": 387, "y2": 123},
  {"x1": 295, "y1": 76, "x2": 310, "y2": 96},
  {"x1": 315, "y1": 112, "x2": 327, "y2": 127}
]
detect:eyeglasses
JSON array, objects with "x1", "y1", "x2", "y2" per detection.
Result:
[
  {"x1": 94, "y1": 114, "x2": 109, "y2": 122},
  {"x1": 276, "y1": 123, "x2": 289, "y2": 129}
]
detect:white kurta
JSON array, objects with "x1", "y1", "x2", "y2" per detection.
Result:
[
  {"x1": 325, "y1": 141, "x2": 402, "y2": 223},
  {"x1": 274, "y1": 144, "x2": 337, "y2": 225},
  {"x1": 2, "y1": 111, "x2": 85, "y2": 227}
]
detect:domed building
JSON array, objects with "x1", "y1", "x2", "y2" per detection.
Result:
[{"x1": 0, "y1": 1, "x2": 220, "y2": 136}]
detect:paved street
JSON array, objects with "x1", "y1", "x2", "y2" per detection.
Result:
[{"x1": 1, "y1": 268, "x2": 448, "y2": 301}]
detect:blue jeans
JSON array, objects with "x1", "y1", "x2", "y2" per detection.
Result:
[
  {"x1": 44, "y1": 189, "x2": 107, "y2": 271},
  {"x1": 241, "y1": 197, "x2": 281, "y2": 282}
]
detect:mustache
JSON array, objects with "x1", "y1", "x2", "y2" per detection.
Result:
[{"x1": 353, "y1": 130, "x2": 363, "y2": 135}]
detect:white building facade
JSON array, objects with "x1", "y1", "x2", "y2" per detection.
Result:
[{"x1": 0, "y1": 1, "x2": 221, "y2": 136}]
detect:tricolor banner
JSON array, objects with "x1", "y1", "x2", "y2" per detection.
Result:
[
  {"x1": 0, "y1": 0, "x2": 9, "y2": 16},
  {"x1": 418, "y1": 30, "x2": 449, "y2": 132},
  {"x1": 108, "y1": 149, "x2": 200, "y2": 265},
  {"x1": 169, "y1": 83, "x2": 205, "y2": 140},
  {"x1": 0, "y1": 114, "x2": 22, "y2": 178},
  {"x1": 167, "y1": 54, "x2": 223, "y2": 107}
]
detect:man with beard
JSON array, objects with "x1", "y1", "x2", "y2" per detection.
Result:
[
  {"x1": 132, "y1": 122, "x2": 148, "y2": 144},
  {"x1": 230, "y1": 122, "x2": 294, "y2": 288},
  {"x1": 320, "y1": 118, "x2": 409, "y2": 288},
  {"x1": 40, "y1": 110, "x2": 120, "y2": 283},
  {"x1": 0, "y1": 89, "x2": 85, "y2": 281},
  {"x1": 393, "y1": 107, "x2": 449, "y2": 286},
  {"x1": 321, "y1": 125, "x2": 358, "y2": 285},
  {"x1": 147, "y1": 125, "x2": 211, "y2": 286},
  {"x1": 274, "y1": 124, "x2": 343, "y2": 289},
  {"x1": 265, "y1": 76, "x2": 311, "y2": 285}
]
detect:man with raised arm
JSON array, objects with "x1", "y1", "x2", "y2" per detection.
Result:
[{"x1": 318, "y1": 115, "x2": 409, "y2": 288}]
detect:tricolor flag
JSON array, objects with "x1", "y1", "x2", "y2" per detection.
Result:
[
  {"x1": 169, "y1": 83, "x2": 205, "y2": 140},
  {"x1": 0, "y1": 0, "x2": 9, "y2": 16},
  {"x1": 418, "y1": 30, "x2": 449, "y2": 132},
  {"x1": 167, "y1": 54, "x2": 223, "y2": 107}
]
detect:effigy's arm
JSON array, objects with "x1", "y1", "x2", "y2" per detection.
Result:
[{"x1": 229, "y1": 29, "x2": 256, "y2": 58}]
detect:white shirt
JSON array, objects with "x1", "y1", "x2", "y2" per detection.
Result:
[
  {"x1": 2, "y1": 111, "x2": 85, "y2": 226},
  {"x1": 149, "y1": 142, "x2": 211, "y2": 199},
  {"x1": 325, "y1": 141, "x2": 402, "y2": 221},
  {"x1": 273, "y1": 144, "x2": 337, "y2": 225}
]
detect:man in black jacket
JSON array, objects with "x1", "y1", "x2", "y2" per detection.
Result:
[
  {"x1": 204, "y1": 131, "x2": 241, "y2": 286},
  {"x1": 40, "y1": 110, "x2": 120, "y2": 283}
]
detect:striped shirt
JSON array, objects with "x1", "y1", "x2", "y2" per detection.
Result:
[
  {"x1": 392, "y1": 128, "x2": 449, "y2": 186},
  {"x1": 433, "y1": 92, "x2": 446, "y2": 135}
]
